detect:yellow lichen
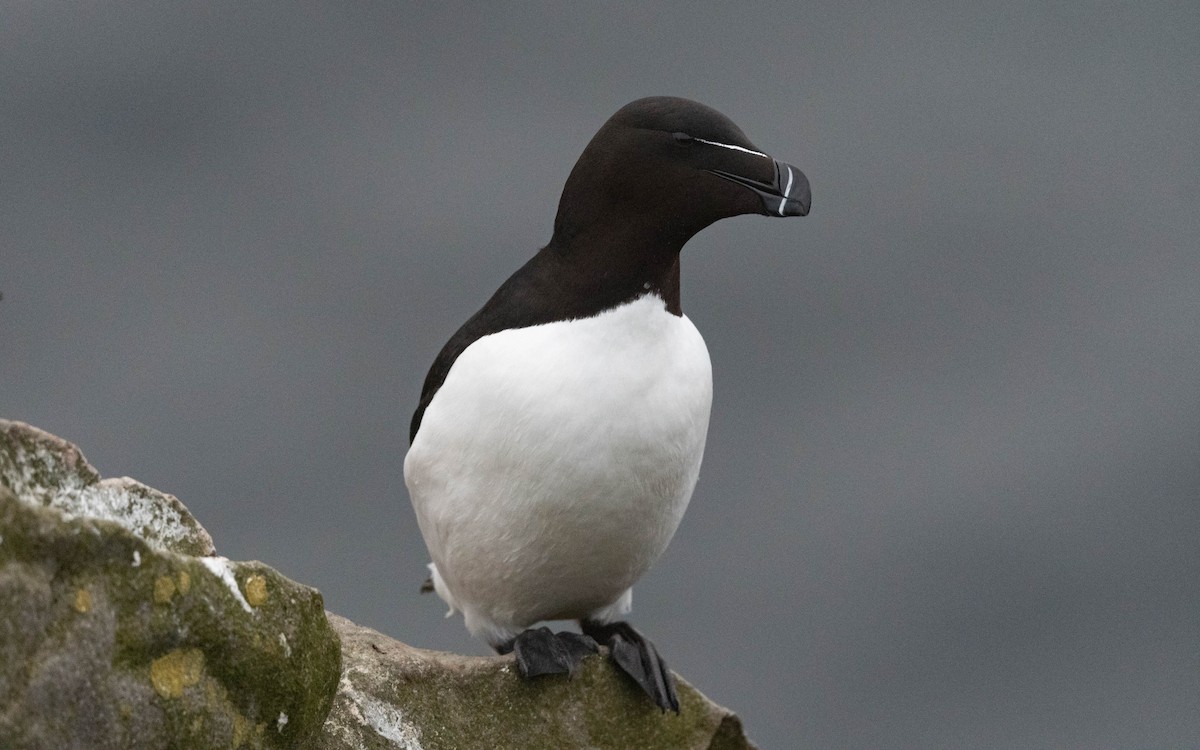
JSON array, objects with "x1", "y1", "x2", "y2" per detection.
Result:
[
  {"x1": 73, "y1": 588, "x2": 92, "y2": 613},
  {"x1": 244, "y1": 574, "x2": 268, "y2": 607},
  {"x1": 177, "y1": 570, "x2": 191, "y2": 594},
  {"x1": 154, "y1": 576, "x2": 177, "y2": 603},
  {"x1": 232, "y1": 711, "x2": 250, "y2": 746},
  {"x1": 149, "y1": 648, "x2": 205, "y2": 699}
]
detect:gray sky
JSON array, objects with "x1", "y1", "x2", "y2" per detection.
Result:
[{"x1": 3, "y1": 3, "x2": 1199, "y2": 747}]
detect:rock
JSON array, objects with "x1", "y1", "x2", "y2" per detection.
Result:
[
  {"x1": 0, "y1": 419, "x2": 215, "y2": 556},
  {"x1": 0, "y1": 419, "x2": 756, "y2": 749},
  {"x1": 315, "y1": 613, "x2": 755, "y2": 750},
  {"x1": 0, "y1": 422, "x2": 342, "y2": 749}
]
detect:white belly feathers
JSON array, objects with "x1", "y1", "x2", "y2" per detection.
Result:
[{"x1": 404, "y1": 293, "x2": 712, "y2": 644}]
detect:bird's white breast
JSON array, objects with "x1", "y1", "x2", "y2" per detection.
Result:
[{"x1": 404, "y1": 293, "x2": 712, "y2": 641}]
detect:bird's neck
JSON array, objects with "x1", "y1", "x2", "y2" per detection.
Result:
[{"x1": 547, "y1": 221, "x2": 684, "y2": 316}]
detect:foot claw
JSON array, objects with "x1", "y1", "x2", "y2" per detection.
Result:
[{"x1": 582, "y1": 620, "x2": 680, "y2": 713}]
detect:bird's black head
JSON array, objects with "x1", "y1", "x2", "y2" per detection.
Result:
[{"x1": 551, "y1": 96, "x2": 811, "y2": 249}]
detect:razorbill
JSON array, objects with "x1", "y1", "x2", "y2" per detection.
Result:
[{"x1": 405, "y1": 96, "x2": 810, "y2": 712}]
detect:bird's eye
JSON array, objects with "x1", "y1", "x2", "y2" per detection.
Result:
[{"x1": 671, "y1": 132, "x2": 694, "y2": 144}]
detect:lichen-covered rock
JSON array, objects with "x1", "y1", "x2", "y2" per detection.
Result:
[
  {"x1": 315, "y1": 614, "x2": 755, "y2": 750},
  {"x1": 0, "y1": 424, "x2": 342, "y2": 749},
  {"x1": 1, "y1": 420, "x2": 756, "y2": 749},
  {"x1": 0, "y1": 419, "x2": 215, "y2": 556}
]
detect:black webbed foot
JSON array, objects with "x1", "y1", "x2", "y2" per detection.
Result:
[
  {"x1": 499, "y1": 627, "x2": 599, "y2": 678},
  {"x1": 581, "y1": 620, "x2": 680, "y2": 713}
]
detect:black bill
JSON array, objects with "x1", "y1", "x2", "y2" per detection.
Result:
[{"x1": 708, "y1": 159, "x2": 811, "y2": 217}]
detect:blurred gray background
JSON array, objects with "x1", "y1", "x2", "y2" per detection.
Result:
[{"x1": 3, "y1": 3, "x2": 1198, "y2": 747}]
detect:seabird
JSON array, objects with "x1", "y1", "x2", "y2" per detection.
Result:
[{"x1": 405, "y1": 96, "x2": 810, "y2": 712}]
